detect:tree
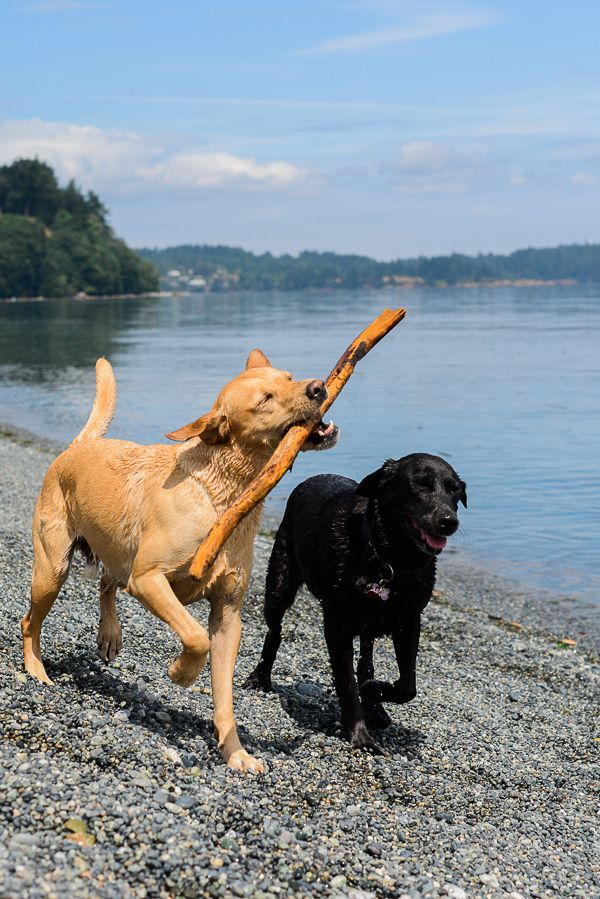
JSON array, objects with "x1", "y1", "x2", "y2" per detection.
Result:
[
  {"x1": 0, "y1": 158, "x2": 60, "y2": 225},
  {"x1": 0, "y1": 159, "x2": 159, "y2": 298}
]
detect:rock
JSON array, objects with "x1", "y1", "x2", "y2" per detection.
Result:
[
  {"x1": 162, "y1": 747, "x2": 183, "y2": 766},
  {"x1": 442, "y1": 886, "x2": 468, "y2": 899},
  {"x1": 297, "y1": 683, "x2": 322, "y2": 697}
]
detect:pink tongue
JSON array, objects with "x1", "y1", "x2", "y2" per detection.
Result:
[{"x1": 423, "y1": 532, "x2": 448, "y2": 550}]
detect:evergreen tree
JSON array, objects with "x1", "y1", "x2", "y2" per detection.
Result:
[{"x1": 0, "y1": 159, "x2": 158, "y2": 298}]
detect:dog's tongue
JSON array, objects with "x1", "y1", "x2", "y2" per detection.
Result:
[{"x1": 422, "y1": 532, "x2": 448, "y2": 550}]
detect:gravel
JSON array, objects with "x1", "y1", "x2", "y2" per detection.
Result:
[{"x1": 0, "y1": 427, "x2": 598, "y2": 898}]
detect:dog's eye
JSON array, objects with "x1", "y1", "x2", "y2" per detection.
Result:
[{"x1": 260, "y1": 393, "x2": 273, "y2": 405}]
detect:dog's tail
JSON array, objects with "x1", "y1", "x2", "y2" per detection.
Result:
[
  {"x1": 264, "y1": 512, "x2": 302, "y2": 631},
  {"x1": 70, "y1": 358, "x2": 117, "y2": 447}
]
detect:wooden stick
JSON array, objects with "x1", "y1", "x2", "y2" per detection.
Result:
[{"x1": 189, "y1": 307, "x2": 407, "y2": 582}]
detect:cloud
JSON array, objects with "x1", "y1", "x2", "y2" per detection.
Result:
[
  {"x1": 138, "y1": 152, "x2": 304, "y2": 190},
  {"x1": 382, "y1": 141, "x2": 541, "y2": 194},
  {"x1": 0, "y1": 119, "x2": 306, "y2": 193},
  {"x1": 571, "y1": 172, "x2": 597, "y2": 187},
  {"x1": 384, "y1": 140, "x2": 484, "y2": 192},
  {"x1": 0, "y1": 119, "x2": 151, "y2": 185},
  {"x1": 298, "y1": 4, "x2": 499, "y2": 56}
]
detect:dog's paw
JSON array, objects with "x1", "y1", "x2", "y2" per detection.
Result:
[
  {"x1": 360, "y1": 678, "x2": 393, "y2": 703},
  {"x1": 348, "y1": 721, "x2": 385, "y2": 755},
  {"x1": 392, "y1": 673, "x2": 417, "y2": 704},
  {"x1": 168, "y1": 649, "x2": 208, "y2": 688},
  {"x1": 24, "y1": 660, "x2": 54, "y2": 686},
  {"x1": 243, "y1": 664, "x2": 273, "y2": 692},
  {"x1": 364, "y1": 702, "x2": 392, "y2": 730},
  {"x1": 96, "y1": 619, "x2": 123, "y2": 663},
  {"x1": 226, "y1": 749, "x2": 265, "y2": 774}
]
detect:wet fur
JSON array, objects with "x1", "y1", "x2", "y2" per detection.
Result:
[
  {"x1": 246, "y1": 454, "x2": 466, "y2": 752},
  {"x1": 22, "y1": 352, "x2": 335, "y2": 774}
]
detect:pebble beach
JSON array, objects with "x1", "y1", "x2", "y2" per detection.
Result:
[{"x1": 0, "y1": 427, "x2": 598, "y2": 899}]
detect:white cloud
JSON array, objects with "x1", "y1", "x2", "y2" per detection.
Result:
[
  {"x1": 0, "y1": 119, "x2": 306, "y2": 193},
  {"x1": 385, "y1": 140, "x2": 484, "y2": 192},
  {"x1": 138, "y1": 152, "x2": 304, "y2": 190},
  {"x1": 571, "y1": 172, "x2": 597, "y2": 187},
  {"x1": 0, "y1": 119, "x2": 152, "y2": 186},
  {"x1": 510, "y1": 171, "x2": 527, "y2": 186},
  {"x1": 299, "y1": 4, "x2": 499, "y2": 55}
]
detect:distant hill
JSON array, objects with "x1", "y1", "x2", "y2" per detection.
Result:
[
  {"x1": 0, "y1": 159, "x2": 158, "y2": 298},
  {"x1": 138, "y1": 242, "x2": 600, "y2": 292}
]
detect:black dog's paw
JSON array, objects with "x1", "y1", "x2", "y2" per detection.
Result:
[
  {"x1": 360, "y1": 678, "x2": 394, "y2": 703},
  {"x1": 364, "y1": 702, "x2": 392, "y2": 730},
  {"x1": 393, "y1": 673, "x2": 417, "y2": 704},
  {"x1": 348, "y1": 721, "x2": 385, "y2": 755},
  {"x1": 394, "y1": 686, "x2": 417, "y2": 704},
  {"x1": 243, "y1": 664, "x2": 273, "y2": 692}
]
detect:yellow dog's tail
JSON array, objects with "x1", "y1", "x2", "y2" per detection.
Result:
[{"x1": 71, "y1": 358, "x2": 117, "y2": 446}]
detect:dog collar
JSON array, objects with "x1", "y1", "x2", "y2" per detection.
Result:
[{"x1": 362, "y1": 512, "x2": 394, "y2": 601}]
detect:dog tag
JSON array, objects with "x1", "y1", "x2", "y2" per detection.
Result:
[{"x1": 366, "y1": 583, "x2": 390, "y2": 602}]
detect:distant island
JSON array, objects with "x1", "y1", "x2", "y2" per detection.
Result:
[
  {"x1": 2, "y1": 158, "x2": 599, "y2": 299},
  {"x1": 0, "y1": 159, "x2": 158, "y2": 299},
  {"x1": 139, "y1": 242, "x2": 600, "y2": 293}
]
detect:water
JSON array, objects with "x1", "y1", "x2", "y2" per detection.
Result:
[{"x1": 1, "y1": 286, "x2": 599, "y2": 605}]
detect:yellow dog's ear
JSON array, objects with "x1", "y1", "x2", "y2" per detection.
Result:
[
  {"x1": 166, "y1": 410, "x2": 229, "y2": 444},
  {"x1": 245, "y1": 348, "x2": 272, "y2": 369}
]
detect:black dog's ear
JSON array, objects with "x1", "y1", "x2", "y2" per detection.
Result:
[
  {"x1": 356, "y1": 459, "x2": 398, "y2": 498},
  {"x1": 459, "y1": 480, "x2": 468, "y2": 508}
]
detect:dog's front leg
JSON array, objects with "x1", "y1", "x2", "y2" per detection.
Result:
[
  {"x1": 209, "y1": 596, "x2": 264, "y2": 774},
  {"x1": 127, "y1": 569, "x2": 210, "y2": 686},
  {"x1": 390, "y1": 615, "x2": 421, "y2": 703},
  {"x1": 359, "y1": 616, "x2": 421, "y2": 706},
  {"x1": 325, "y1": 625, "x2": 383, "y2": 753},
  {"x1": 357, "y1": 636, "x2": 392, "y2": 729}
]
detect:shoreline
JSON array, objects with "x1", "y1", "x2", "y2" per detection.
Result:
[
  {"x1": 0, "y1": 422, "x2": 597, "y2": 898},
  {"x1": 2, "y1": 418, "x2": 598, "y2": 658},
  {"x1": 0, "y1": 278, "x2": 591, "y2": 303}
]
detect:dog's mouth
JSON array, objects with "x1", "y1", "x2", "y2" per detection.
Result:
[
  {"x1": 410, "y1": 520, "x2": 449, "y2": 555},
  {"x1": 282, "y1": 418, "x2": 339, "y2": 451},
  {"x1": 303, "y1": 419, "x2": 339, "y2": 450}
]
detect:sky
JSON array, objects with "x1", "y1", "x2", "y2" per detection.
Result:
[{"x1": 2, "y1": 0, "x2": 600, "y2": 258}]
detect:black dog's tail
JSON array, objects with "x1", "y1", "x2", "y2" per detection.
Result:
[{"x1": 264, "y1": 511, "x2": 302, "y2": 630}]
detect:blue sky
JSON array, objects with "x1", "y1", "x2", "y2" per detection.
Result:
[{"x1": 2, "y1": 0, "x2": 600, "y2": 257}]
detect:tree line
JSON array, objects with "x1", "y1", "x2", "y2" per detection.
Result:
[
  {"x1": 139, "y1": 242, "x2": 600, "y2": 291},
  {"x1": 2, "y1": 158, "x2": 598, "y2": 298},
  {"x1": 0, "y1": 159, "x2": 158, "y2": 298}
]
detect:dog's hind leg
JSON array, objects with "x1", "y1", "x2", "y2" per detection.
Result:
[
  {"x1": 244, "y1": 519, "x2": 301, "y2": 692},
  {"x1": 97, "y1": 574, "x2": 122, "y2": 663},
  {"x1": 23, "y1": 509, "x2": 74, "y2": 685},
  {"x1": 357, "y1": 636, "x2": 392, "y2": 729}
]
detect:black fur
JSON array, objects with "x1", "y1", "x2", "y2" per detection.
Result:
[{"x1": 245, "y1": 453, "x2": 467, "y2": 752}]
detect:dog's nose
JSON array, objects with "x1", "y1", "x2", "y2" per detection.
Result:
[
  {"x1": 437, "y1": 512, "x2": 458, "y2": 536},
  {"x1": 306, "y1": 380, "x2": 326, "y2": 401}
]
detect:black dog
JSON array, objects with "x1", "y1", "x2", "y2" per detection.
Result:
[{"x1": 245, "y1": 453, "x2": 467, "y2": 751}]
